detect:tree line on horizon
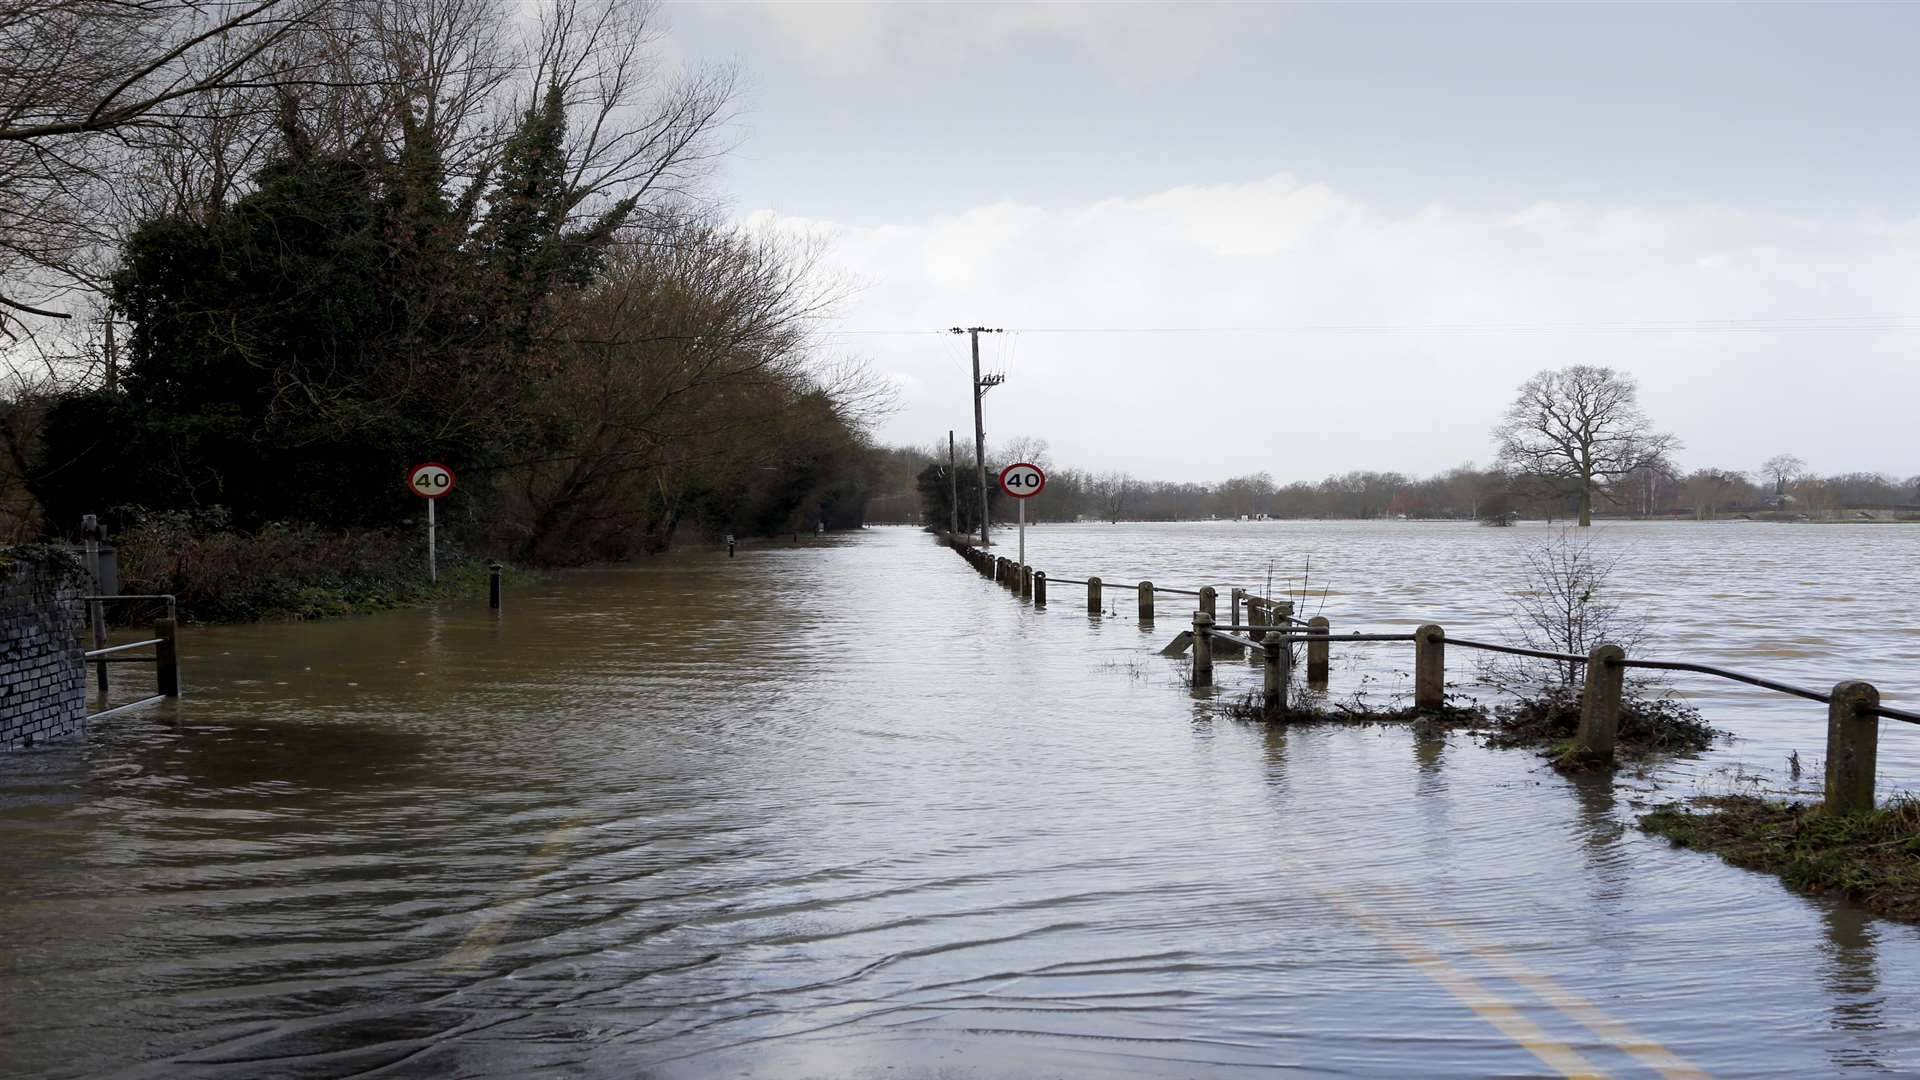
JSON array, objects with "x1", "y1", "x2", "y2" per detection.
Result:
[{"x1": 896, "y1": 368, "x2": 1919, "y2": 527}]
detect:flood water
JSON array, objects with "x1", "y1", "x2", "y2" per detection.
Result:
[{"x1": 4, "y1": 521, "x2": 1919, "y2": 1078}]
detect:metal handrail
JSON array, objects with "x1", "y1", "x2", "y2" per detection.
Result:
[
  {"x1": 1446, "y1": 638, "x2": 1589, "y2": 664},
  {"x1": 1616, "y1": 658, "x2": 1830, "y2": 706},
  {"x1": 1208, "y1": 627, "x2": 1416, "y2": 643},
  {"x1": 87, "y1": 695, "x2": 165, "y2": 719},
  {"x1": 83, "y1": 637, "x2": 164, "y2": 659},
  {"x1": 84, "y1": 594, "x2": 176, "y2": 619}
]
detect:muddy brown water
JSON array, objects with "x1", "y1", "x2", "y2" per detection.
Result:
[{"x1": 4, "y1": 521, "x2": 1918, "y2": 1078}]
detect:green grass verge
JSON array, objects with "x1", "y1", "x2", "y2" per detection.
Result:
[
  {"x1": 1641, "y1": 795, "x2": 1920, "y2": 922},
  {"x1": 266, "y1": 559, "x2": 539, "y2": 621}
]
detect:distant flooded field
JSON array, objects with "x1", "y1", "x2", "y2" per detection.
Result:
[
  {"x1": 3, "y1": 521, "x2": 1917, "y2": 1078},
  {"x1": 1016, "y1": 517, "x2": 1920, "y2": 781}
]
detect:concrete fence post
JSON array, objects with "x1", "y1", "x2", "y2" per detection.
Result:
[
  {"x1": 1825, "y1": 681, "x2": 1880, "y2": 814},
  {"x1": 1199, "y1": 586, "x2": 1216, "y2": 619},
  {"x1": 1088, "y1": 576, "x2": 1102, "y2": 615},
  {"x1": 1576, "y1": 644, "x2": 1625, "y2": 766},
  {"x1": 1139, "y1": 581, "x2": 1154, "y2": 622},
  {"x1": 1247, "y1": 598, "x2": 1267, "y2": 648},
  {"x1": 1231, "y1": 588, "x2": 1243, "y2": 628},
  {"x1": 155, "y1": 618, "x2": 179, "y2": 697},
  {"x1": 1307, "y1": 616, "x2": 1330, "y2": 684},
  {"x1": 1413, "y1": 624, "x2": 1445, "y2": 712},
  {"x1": 1034, "y1": 571, "x2": 1047, "y2": 609},
  {"x1": 1192, "y1": 611, "x2": 1214, "y2": 688},
  {"x1": 1263, "y1": 631, "x2": 1288, "y2": 716}
]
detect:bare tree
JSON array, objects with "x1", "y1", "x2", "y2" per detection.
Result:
[
  {"x1": 1681, "y1": 467, "x2": 1746, "y2": 520},
  {"x1": 506, "y1": 214, "x2": 862, "y2": 558},
  {"x1": 1493, "y1": 365, "x2": 1677, "y2": 527},
  {"x1": 526, "y1": 0, "x2": 737, "y2": 227},
  {"x1": 0, "y1": 0, "x2": 330, "y2": 337},
  {"x1": 1482, "y1": 530, "x2": 1649, "y2": 692},
  {"x1": 1092, "y1": 471, "x2": 1133, "y2": 523},
  {"x1": 1759, "y1": 453, "x2": 1805, "y2": 497},
  {"x1": 995, "y1": 435, "x2": 1051, "y2": 471},
  {"x1": 1788, "y1": 477, "x2": 1837, "y2": 520}
]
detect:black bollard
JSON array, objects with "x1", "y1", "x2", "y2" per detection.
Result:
[{"x1": 489, "y1": 562, "x2": 502, "y2": 610}]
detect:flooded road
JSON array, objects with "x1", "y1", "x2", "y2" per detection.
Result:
[{"x1": 4, "y1": 522, "x2": 1919, "y2": 1078}]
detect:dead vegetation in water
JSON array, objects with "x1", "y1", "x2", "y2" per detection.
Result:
[
  {"x1": 1216, "y1": 691, "x2": 1485, "y2": 733},
  {"x1": 1640, "y1": 795, "x2": 1920, "y2": 923},
  {"x1": 1483, "y1": 684, "x2": 1723, "y2": 758},
  {"x1": 1215, "y1": 681, "x2": 1722, "y2": 770}
]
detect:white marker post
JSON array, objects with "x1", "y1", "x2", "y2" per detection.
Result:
[
  {"x1": 998, "y1": 462, "x2": 1046, "y2": 573},
  {"x1": 406, "y1": 462, "x2": 456, "y2": 582}
]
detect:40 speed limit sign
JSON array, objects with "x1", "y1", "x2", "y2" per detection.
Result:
[
  {"x1": 407, "y1": 462, "x2": 456, "y2": 498},
  {"x1": 998, "y1": 462, "x2": 1045, "y2": 498},
  {"x1": 998, "y1": 462, "x2": 1045, "y2": 572},
  {"x1": 407, "y1": 462, "x2": 455, "y2": 584}
]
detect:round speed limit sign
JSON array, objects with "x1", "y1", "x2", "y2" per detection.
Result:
[
  {"x1": 407, "y1": 462, "x2": 456, "y2": 499},
  {"x1": 999, "y1": 462, "x2": 1046, "y2": 498}
]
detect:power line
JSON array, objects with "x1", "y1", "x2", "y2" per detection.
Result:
[{"x1": 816, "y1": 317, "x2": 1920, "y2": 336}]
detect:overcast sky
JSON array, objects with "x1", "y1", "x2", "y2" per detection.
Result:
[{"x1": 664, "y1": 2, "x2": 1920, "y2": 482}]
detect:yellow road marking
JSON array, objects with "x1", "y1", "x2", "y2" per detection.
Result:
[
  {"x1": 438, "y1": 817, "x2": 589, "y2": 974},
  {"x1": 1325, "y1": 891, "x2": 1610, "y2": 1079},
  {"x1": 1356, "y1": 882, "x2": 1709, "y2": 1079},
  {"x1": 1433, "y1": 921, "x2": 1712, "y2": 1080}
]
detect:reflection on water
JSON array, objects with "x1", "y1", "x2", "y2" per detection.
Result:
[{"x1": 2, "y1": 522, "x2": 1918, "y2": 1078}]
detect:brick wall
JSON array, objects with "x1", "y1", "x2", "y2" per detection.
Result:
[{"x1": 1, "y1": 548, "x2": 88, "y2": 750}]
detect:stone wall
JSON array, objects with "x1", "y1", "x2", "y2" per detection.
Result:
[{"x1": 1, "y1": 547, "x2": 88, "y2": 750}]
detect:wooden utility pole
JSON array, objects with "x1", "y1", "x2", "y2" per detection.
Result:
[
  {"x1": 103, "y1": 317, "x2": 117, "y2": 390},
  {"x1": 948, "y1": 430, "x2": 959, "y2": 537},
  {"x1": 951, "y1": 326, "x2": 1003, "y2": 546}
]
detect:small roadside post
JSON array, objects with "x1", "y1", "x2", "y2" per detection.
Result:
[
  {"x1": 82, "y1": 514, "x2": 106, "y2": 694},
  {"x1": 998, "y1": 462, "x2": 1045, "y2": 577},
  {"x1": 406, "y1": 462, "x2": 456, "y2": 583}
]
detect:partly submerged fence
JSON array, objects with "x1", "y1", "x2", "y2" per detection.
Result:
[
  {"x1": 943, "y1": 535, "x2": 1919, "y2": 815},
  {"x1": 82, "y1": 594, "x2": 181, "y2": 720}
]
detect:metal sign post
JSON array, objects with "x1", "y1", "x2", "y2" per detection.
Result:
[
  {"x1": 406, "y1": 463, "x2": 456, "y2": 582},
  {"x1": 997, "y1": 462, "x2": 1046, "y2": 573}
]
